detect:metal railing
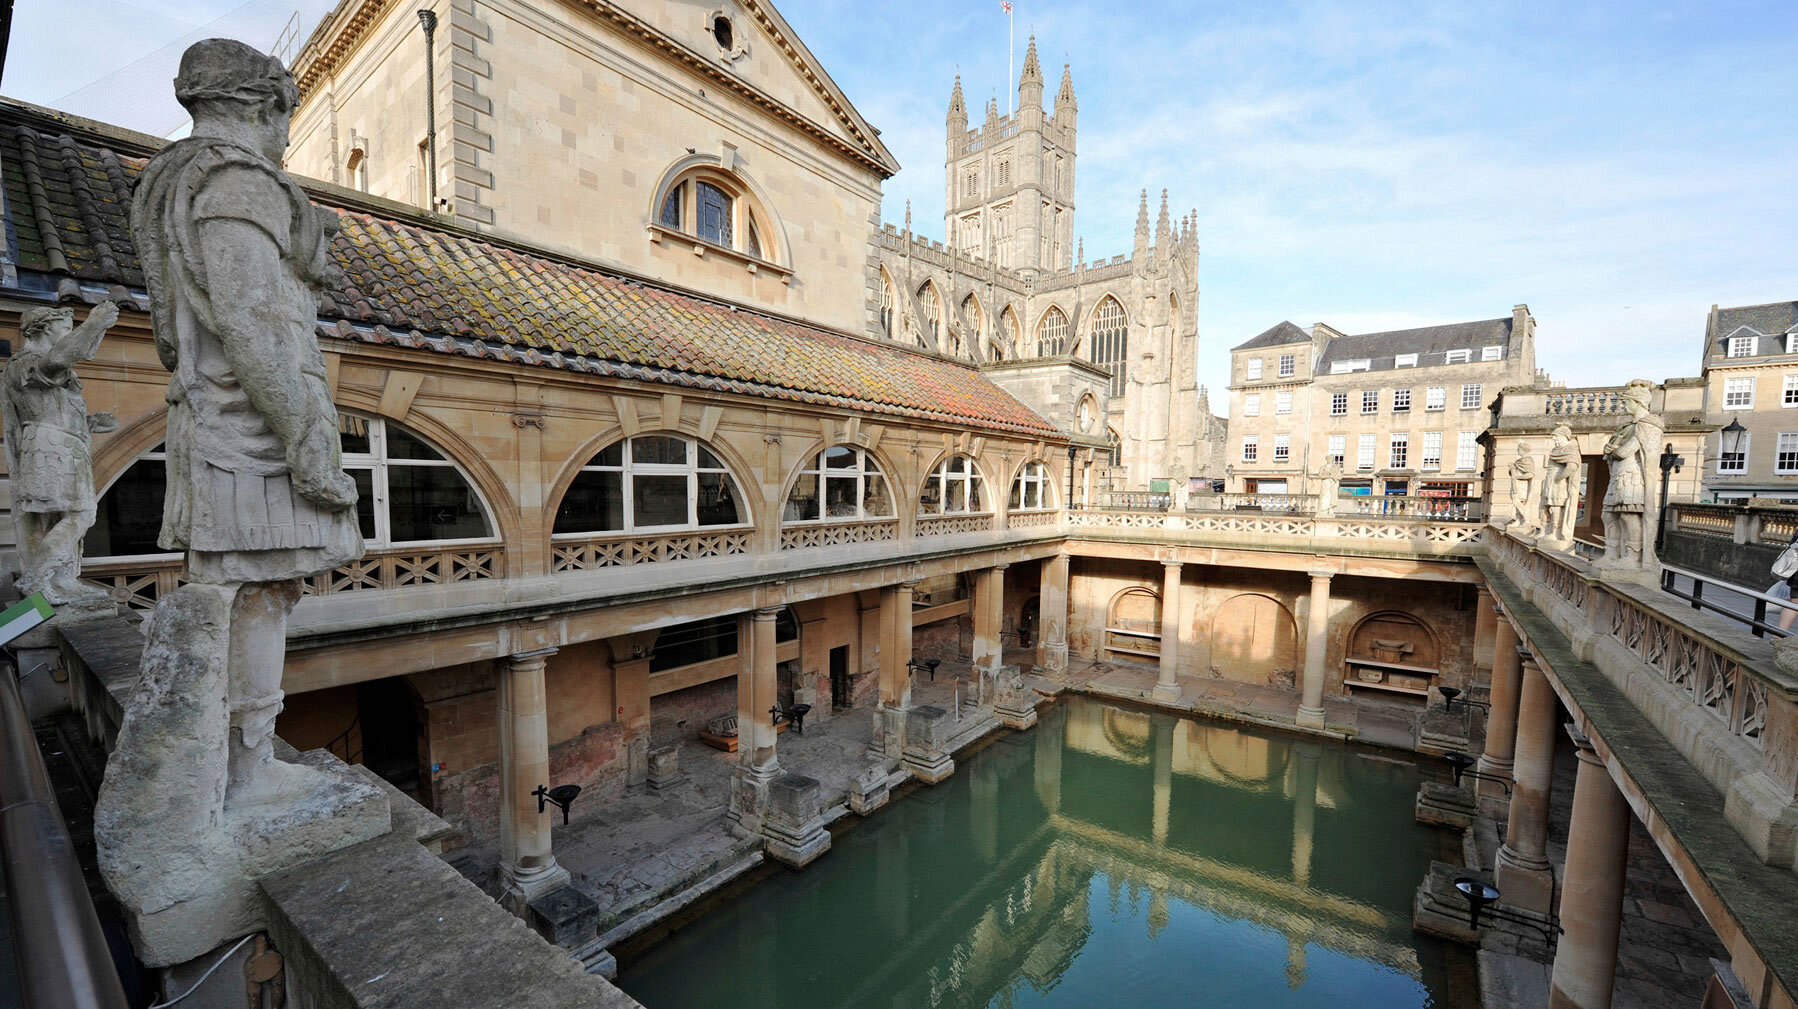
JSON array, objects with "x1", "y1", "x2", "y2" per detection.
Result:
[
  {"x1": 1659, "y1": 563, "x2": 1798, "y2": 639},
  {"x1": 0, "y1": 652, "x2": 130, "y2": 1009}
]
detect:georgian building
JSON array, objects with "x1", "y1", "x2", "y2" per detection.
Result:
[
  {"x1": 1697, "y1": 299, "x2": 1798, "y2": 502},
  {"x1": 1225, "y1": 308, "x2": 1538, "y2": 501}
]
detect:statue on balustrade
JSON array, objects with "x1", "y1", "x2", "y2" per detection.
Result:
[
  {"x1": 1599, "y1": 379, "x2": 1664, "y2": 574},
  {"x1": 2, "y1": 302, "x2": 119, "y2": 605},
  {"x1": 1312, "y1": 457, "x2": 1341, "y2": 517},
  {"x1": 1541, "y1": 424, "x2": 1583, "y2": 547},
  {"x1": 98, "y1": 39, "x2": 386, "y2": 968},
  {"x1": 1506, "y1": 441, "x2": 1540, "y2": 534}
]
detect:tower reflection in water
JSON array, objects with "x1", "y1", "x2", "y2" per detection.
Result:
[{"x1": 619, "y1": 697, "x2": 1460, "y2": 1009}]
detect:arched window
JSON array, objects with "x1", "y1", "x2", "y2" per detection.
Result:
[
  {"x1": 879, "y1": 270, "x2": 896, "y2": 338},
  {"x1": 999, "y1": 307, "x2": 1022, "y2": 359},
  {"x1": 917, "y1": 283, "x2": 942, "y2": 348},
  {"x1": 1036, "y1": 306, "x2": 1069, "y2": 356},
  {"x1": 783, "y1": 446, "x2": 893, "y2": 522},
  {"x1": 1009, "y1": 460, "x2": 1055, "y2": 511},
  {"x1": 919, "y1": 455, "x2": 988, "y2": 515},
  {"x1": 1107, "y1": 426, "x2": 1124, "y2": 468},
  {"x1": 1089, "y1": 296, "x2": 1128, "y2": 397},
  {"x1": 554, "y1": 434, "x2": 746, "y2": 535},
  {"x1": 85, "y1": 416, "x2": 499, "y2": 557},
  {"x1": 656, "y1": 167, "x2": 773, "y2": 261},
  {"x1": 961, "y1": 294, "x2": 985, "y2": 343}
]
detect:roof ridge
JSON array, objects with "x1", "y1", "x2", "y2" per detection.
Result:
[{"x1": 1343, "y1": 316, "x2": 1511, "y2": 339}]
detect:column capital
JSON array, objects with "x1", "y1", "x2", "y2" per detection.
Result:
[
  {"x1": 1566, "y1": 722, "x2": 1603, "y2": 763},
  {"x1": 898, "y1": 579, "x2": 923, "y2": 590},
  {"x1": 1306, "y1": 569, "x2": 1335, "y2": 582},
  {"x1": 505, "y1": 647, "x2": 559, "y2": 665},
  {"x1": 752, "y1": 606, "x2": 784, "y2": 621},
  {"x1": 1161, "y1": 559, "x2": 1184, "y2": 571},
  {"x1": 992, "y1": 562, "x2": 1010, "y2": 573}
]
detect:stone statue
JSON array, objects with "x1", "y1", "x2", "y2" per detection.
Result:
[
  {"x1": 1600, "y1": 380, "x2": 1664, "y2": 572},
  {"x1": 1541, "y1": 424, "x2": 1583, "y2": 547},
  {"x1": 2, "y1": 302, "x2": 119, "y2": 603},
  {"x1": 1312, "y1": 458, "x2": 1341, "y2": 516},
  {"x1": 99, "y1": 39, "x2": 386, "y2": 967},
  {"x1": 1507, "y1": 441, "x2": 1540, "y2": 534}
]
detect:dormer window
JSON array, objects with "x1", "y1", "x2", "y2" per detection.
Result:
[
  {"x1": 1395, "y1": 353, "x2": 1417, "y2": 368},
  {"x1": 1330, "y1": 359, "x2": 1370, "y2": 374},
  {"x1": 1728, "y1": 335, "x2": 1758, "y2": 358},
  {"x1": 1445, "y1": 349, "x2": 1472, "y2": 364},
  {"x1": 1481, "y1": 346, "x2": 1502, "y2": 361},
  {"x1": 1787, "y1": 333, "x2": 1798, "y2": 355}
]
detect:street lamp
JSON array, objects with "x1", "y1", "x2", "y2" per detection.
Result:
[{"x1": 1654, "y1": 437, "x2": 1691, "y2": 552}]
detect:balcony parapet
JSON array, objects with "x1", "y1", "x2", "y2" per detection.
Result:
[{"x1": 1066, "y1": 509, "x2": 1484, "y2": 558}]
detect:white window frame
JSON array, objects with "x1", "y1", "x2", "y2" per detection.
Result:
[
  {"x1": 1242, "y1": 436, "x2": 1259, "y2": 463},
  {"x1": 1327, "y1": 435, "x2": 1346, "y2": 465},
  {"x1": 1393, "y1": 389, "x2": 1412, "y2": 412},
  {"x1": 1445, "y1": 349, "x2": 1472, "y2": 364},
  {"x1": 919, "y1": 455, "x2": 990, "y2": 515},
  {"x1": 784, "y1": 445, "x2": 893, "y2": 523},
  {"x1": 1278, "y1": 353, "x2": 1296, "y2": 377},
  {"x1": 1481, "y1": 345, "x2": 1502, "y2": 362},
  {"x1": 1331, "y1": 359, "x2": 1371, "y2": 374},
  {"x1": 87, "y1": 444, "x2": 180, "y2": 561},
  {"x1": 1778, "y1": 433, "x2": 1798, "y2": 475},
  {"x1": 1357, "y1": 434, "x2": 1375, "y2": 471},
  {"x1": 1719, "y1": 433, "x2": 1750, "y2": 474},
  {"x1": 557, "y1": 433, "x2": 749, "y2": 536},
  {"x1": 1008, "y1": 460, "x2": 1056, "y2": 512},
  {"x1": 1461, "y1": 384, "x2": 1483, "y2": 410},
  {"x1": 1784, "y1": 374, "x2": 1798, "y2": 407},
  {"x1": 1786, "y1": 333, "x2": 1798, "y2": 355},
  {"x1": 1246, "y1": 358, "x2": 1263, "y2": 380},
  {"x1": 1728, "y1": 335, "x2": 1758, "y2": 358},
  {"x1": 1390, "y1": 433, "x2": 1409, "y2": 469},
  {"x1": 1456, "y1": 431, "x2": 1477, "y2": 471},
  {"x1": 340, "y1": 416, "x2": 501, "y2": 548},
  {"x1": 1362, "y1": 390, "x2": 1379, "y2": 415},
  {"x1": 1244, "y1": 394, "x2": 1261, "y2": 417},
  {"x1": 1276, "y1": 391, "x2": 1293, "y2": 415},
  {"x1": 1724, "y1": 377, "x2": 1755, "y2": 410},
  {"x1": 1421, "y1": 431, "x2": 1442, "y2": 470},
  {"x1": 1426, "y1": 386, "x2": 1446, "y2": 411},
  {"x1": 1273, "y1": 433, "x2": 1291, "y2": 462},
  {"x1": 1330, "y1": 392, "x2": 1348, "y2": 416},
  {"x1": 1395, "y1": 353, "x2": 1417, "y2": 368}
]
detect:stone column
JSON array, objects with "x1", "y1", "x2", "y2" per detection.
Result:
[
  {"x1": 876, "y1": 581, "x2": 918, "y2": 758},
  {"x1": 1473, "y1": 588, "x2": 1498, "y2": 674},
  {"x1": 744, "y1": 607, "x2": 782, "y2": 776},
  {"x1": 1297, "y1": 570, "x2": 1333, "y2": 729},
  {"x1": 1037, "y1": 552, "x2": 1070, "y2": 672},
  {"x1": 1151, "y1": 714, "x2": 1173, "y2": 846},
  {"x1": 1549, "y1": 729, "x2": 1632, "y2": 1009},
  {"x1": 1291, "y1": 741, "x2": 1320, "y2": 889},
  {"x1": 972, "y1": 562, "x2": 1009, "y2": 699},
  {"x1": 1153, "y1": 561, "x2": 1183, "y2": 702},
  {"x1": 1479, "y1": 617, "x2": 1523, "y2": 806},
  {"x1": 498, "y1": 648, "x2": 570, "y2": 909},
  {"x1": 1495, "y1": 654, "x2": 1558, "y2": 914}
]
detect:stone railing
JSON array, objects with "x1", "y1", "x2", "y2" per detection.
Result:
[
  {"x1": 1661, "y1": 501, "x2": 1798, "y2": 588},
  {"x1": 778, "y1": 519, "x2": 899, "y2": 551},
  {"x1": 551, "y1": 529, "x2": 753, "y2": 571},
  {"x1": 1485, "y1": 530, "x2": 1797, "y2": 862},
  {"x1": 1668, "y1": 501, "x2": 1798, "y2": 547},
  {"x1": 1065, "y1": 509, "x2": 1484, "y2": 556},
  {"x1": 1006, "y1": 510, "x2": 1060, "y2": 529},
  {"x1": 917, "y1": 514, "x2": 996, "y2": 537},
  {"x1": 1545, "y1": 388, "x2": 1626, "y2": 416},
  {"x1": 82, "y1": 544, "x2": 507, "y2": 611}
]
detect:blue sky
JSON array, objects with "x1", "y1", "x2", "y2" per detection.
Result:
[{"x1": 8, "y1": 0, "x2": 1796, "y2": 401}]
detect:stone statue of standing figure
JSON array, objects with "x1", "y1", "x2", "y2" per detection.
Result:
[
  {"x1": 1312, "y1": 457, "x2": 1341, "y2": 516},
  {"x1": 2, "y1": 302, "x2": 120, "y2": 603},
  {"x1": 99, "y1": 39, "x2": 386, "y2": 967},
  {"x1": 1599, "y1": 379, "x2": 1664, "y2": 573},
  {"x1": 1541, "y1": 424, "x2": 1583, "y2": 547},
  {"x1": 1507, "y1": 441, "x2": 1540, "y2": 534}
]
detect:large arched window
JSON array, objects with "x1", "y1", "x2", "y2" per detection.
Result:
[
  {"x1": 656, "y1": 166, "x2": 775, "y2": 262},
  {"x1": 783, "y1": 446, "x2": 893, "y2": 522},
  {"x1": 917, "y1": 283, "x2": 943, "y2": 349},
  {"x1": 1089, "y1": 296, "x2": 1128, "y2": 397},
  {"x1": 555, "y1": 434, "x2": 746, "y2": 535},
  {"x1": 999, "y1": 307, "x2": 1022, "y2": 359},
  {"x1": 961, "y1": 293, "x2": 985, "y2": 352},
  {"x1": 84, "y1": 416, "x2": 498, "y2": 558},
  {"x1": 1009, "y1": 460, "x2": 1056, "y2": 512},
  {"x1": 1036, "y1": 306, "x2": 1069, "y2": 356},
  {"x1": 1107, "y1": 426, "x2": 1124, "y2": 468},
  {"x1": 879, "y1": 270, "x2": 897, "y2": 338},
  {"x1": 918, "y1": 455, "x2": 988, "y2": 515}
]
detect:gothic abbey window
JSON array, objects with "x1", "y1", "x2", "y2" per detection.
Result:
[
  {"x1": 998, "y1": 307, "x2": 1021, "y2": 359},
  {"x1": 961, "y1": 293, "x2": 986, "y2": 353},
  {"x1": 917, "y1": 282, "x2": 943, "y2": 349},
  {"x1": 1036, "y1": 306, "x2": 1069, "y2": 356},
  {"x1": 1008, "y1": 460, "x2": 1055, "y2": 511},
  {"x1": 1089, "y1": 296, "x2": 1128, "y2": 397},
  {"x1": 918, "y1": 455, "x2": 989, "y2": 515},
  {"x1": 554, "y1": 434, "x2": 747, "y2": 535},
  {"x1": 652, "y1": 165, "x2": 776, "y2": 264},
  {"x1": 783, "y1": 446, "x2": 893, "y2": 522},
  {"x1": 879, "y1": 270, "x2": 897, "y2": 338}
]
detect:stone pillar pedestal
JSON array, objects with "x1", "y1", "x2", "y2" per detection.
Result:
[
  {"x1": 1495, "y1": 655, "x2": 1557, "y2": 915},
  {"x1": 1037, "y1": 552, "x2": 1070, "y2": 673},
  {"x1": 498, "y1": 649, "x2": 570, "y2": 913},
  {"x1": 1297, "y1": 570, "x2": 1333, "y2": 729},
  {"x1": 875, "y1": 582, "x2": 918, "y2": 758},
  {"x1": 1550, "y1": 728, "x2": 1632, "y2": 1009},
  {"x1": 849, "y1": 758, "x2": 896, "y2": 815},
  {"x1": 901, "y1": 704, "x2": 956, "y2": 783},
  {"x1": 763, "y1": 773, "x2": 831, "y2": 868},
  {"x1": 1153, "y1": 561, "x2": 1184, "y2": 702},
  {"x1": 992, "y1": 664, "x2": 1037, "y2": 729},
  {"x1": 647, "y1": 745, "x2": 684, "y2": 790},
  {"x1": 1480, "y1": 618, "x2": 1525, "y2": 815}
]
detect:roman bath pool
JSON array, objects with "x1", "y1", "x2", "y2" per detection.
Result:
[{"x1": 618, "y1": 697, "x2": 1468, "y2": 1008}]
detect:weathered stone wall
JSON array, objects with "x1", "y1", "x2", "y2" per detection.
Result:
[
  {"x1": 649, "y1": 677, "x2": 736, "y2": 748},
  {"x1": 1661, "y1": 527, "x2": 1780, "y2": 590}
]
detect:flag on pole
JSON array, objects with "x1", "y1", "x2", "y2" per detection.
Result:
[{"x1": 1000, "y1": 1, "x2": 1012, "y2": 12}]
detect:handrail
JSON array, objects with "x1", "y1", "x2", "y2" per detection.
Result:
[
  {"x1": 0, "y1": 651, "x2": 130, "y2": 1009},
  {"x1": 1659, "y1": 562, "x2": 1798, "y2": 639}
]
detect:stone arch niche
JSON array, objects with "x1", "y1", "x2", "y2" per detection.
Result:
[
  {"x1": 1344, "y1": 610, "x2": 1441, "y2": 698},
  {"x1": 1207, "y1": 593, "x2": 1298, "y2": 688},
  {"x1": 1104, "y1": 585, "x2": 1162, "y2": 664}
]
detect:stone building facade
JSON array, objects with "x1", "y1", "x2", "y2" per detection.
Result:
[
  {"x1": 1225, "y1": 308, "x2": 1538, "y2": 501},
  {"x1": 1696, "y1": 299, "x2": 1798, "y2": 502}
]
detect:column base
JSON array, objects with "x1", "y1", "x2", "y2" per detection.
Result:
[
  {"x1": 1151, "y1": 681, "x2": 1182, "y2": 703},
  {"x1": 1296, "y1": 704, "x2": 1327, "y2": 730},
  {"x1": 1494, "y1": 843, "x2": 1556, "y2": 916},
  {"x1": 873, "y1": 703, "x2": 908, "y2": 759},
  {"x1": 901, "y1": 705, "x2": 956, "y2": 784},
  {"x1": 1036, "y1": 641, "x2": 1068, "y2": 673},
  {"x1": 849, "y1": 758, "x2": 896, "y2": 815},
  {"x1": 763, "y1": 773, "x2": 831, "y2": 868},
  {"x1": 726, "y1": 762, "x2": 780, "y2": 838},
  {"x1": 501, "y1": 861, "x2": 573, "y2": 918}
]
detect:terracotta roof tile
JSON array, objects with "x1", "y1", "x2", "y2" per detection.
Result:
[{"x1": 0, "y1": 118, "x2": 1058, "y2": 439}]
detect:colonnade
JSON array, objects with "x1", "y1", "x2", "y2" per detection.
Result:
[{"x1": 1474, "y1": 599, "x2": 1636, "y2": 1009}]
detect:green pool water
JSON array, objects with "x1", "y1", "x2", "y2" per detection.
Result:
[{"x1": 617, "y1": 697, "x2": 1465, "y2": 1009}]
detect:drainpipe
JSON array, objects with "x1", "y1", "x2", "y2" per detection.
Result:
[
  {"x1": 1068, "y1": 444, "x2": 1078, "y2": 509},
  {"x1": 417, "y1": 9, "x2": 439, "y2": 212}
]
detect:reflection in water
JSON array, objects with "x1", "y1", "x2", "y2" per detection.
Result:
[{"x1": 619, "y1": 697, "x2": 1459, "y2": 1009}]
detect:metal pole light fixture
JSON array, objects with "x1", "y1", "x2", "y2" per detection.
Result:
[
  {"x1": 1436, "y1": 685, "x2": 1489, "y2": 713},
  {"x1": 533, "y1": 783, "x2": 583, "y2": 825},
  {"x1": 1452, "y1": 876, "x2": 1563, "y2": 946},
  {"x1": 1655, "y1": 437, "x2": 1692, "y2": 551},
  {"x1": 908, "y1": 657, "x2": 942, "y2": 682},
  {"x1": 1443, "y1": 752, "x2": 1511, "y2": 794},
  {"x1": 417, "y1": 9, "x2": 439, "y2": 211}
]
